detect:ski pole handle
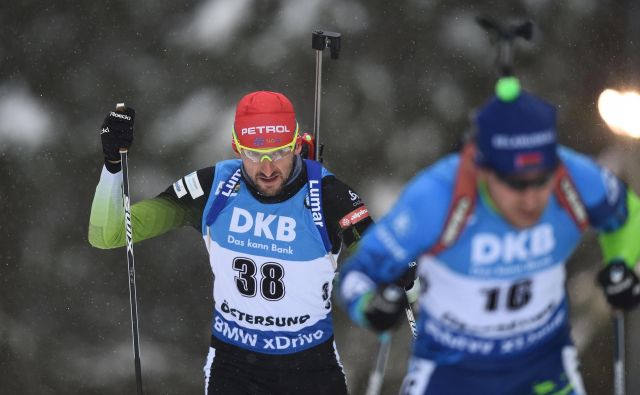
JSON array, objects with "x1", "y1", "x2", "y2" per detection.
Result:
[
  {"x1": 116, "y1": 102, "x2": 127, "y2": 112},
  {"x1": 312, "y1": 30, "x2": 341, "y2": 59},
  {"x1": 475, "y1": 16, "x2": 533, "y2": 77},
  {"x1": 115, "y1": 102, "x2": 129, "y2": 154}
]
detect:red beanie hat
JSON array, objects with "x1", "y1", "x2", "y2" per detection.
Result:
[{"x1": 233, "y1": 91, "x2": 298, "y2": 150}]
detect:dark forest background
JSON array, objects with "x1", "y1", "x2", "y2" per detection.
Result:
[{"x1": 2, "y1": 1, "x2": 640, "y2": 394}]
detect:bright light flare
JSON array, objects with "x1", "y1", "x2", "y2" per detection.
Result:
[{"x1": 598, "y1": 89, "x2": 640, "y2": 138}]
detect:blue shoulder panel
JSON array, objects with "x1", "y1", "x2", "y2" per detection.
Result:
[
  {"x1": 202, "y1": 159, "x2": 242, "y2": 234},
  {"x1": 559, "y1": 146, "x2": 627, "y2": 231},
  {"x1": 341, "y1": 153, "x2": 459, "y2": 283}
]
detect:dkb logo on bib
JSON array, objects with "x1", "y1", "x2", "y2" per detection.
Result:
[
  {"x1": 471, "y1": 223, "x2": 555, "y2": 265},
  {"x1": 229, "y1": 207, "x2": 297, "y2": 242}
]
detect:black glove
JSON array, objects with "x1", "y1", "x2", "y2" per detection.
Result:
[
  {"x1": 597, "y1": 260, "x2": 640, "y2": 310},
  {"x1": 100, "y1": 107, "x2": 135, "y2": 172},
  {"x1": 364, "y1": 284, "x2": 407, "y2": 332},
  {"x1": 396, "y1": 261, "x2": 418, "y2": 290}
]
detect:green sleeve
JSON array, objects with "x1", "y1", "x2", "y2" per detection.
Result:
[
  {"x1": 598, "y1": 189, "x2": 640, "y2": 269},
  {"x1": 88, "y1": 167, "x2": 195, "y2": 249}
]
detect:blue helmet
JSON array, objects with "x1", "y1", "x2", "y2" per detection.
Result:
[{"x1": 474, "y1": 91, "x2": 558, "y2": 176}]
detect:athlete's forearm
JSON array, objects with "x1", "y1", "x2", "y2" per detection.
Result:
[
  {"x1": 89, "y1": 166, "x2": 126, "y2": 248},
  {"x1": 342, "y1": 217, "x2": 373, "y2": 253},
  {"x1": 599, "y1": 189, "x2": 640, "y2": 268},
  {"x1": 88, "y1": 166, "x2": 194, "y2": 249}
]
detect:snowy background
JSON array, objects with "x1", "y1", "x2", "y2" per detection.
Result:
[{"x1": 2, "y1": 0, "x2": 640, "y2": 394}]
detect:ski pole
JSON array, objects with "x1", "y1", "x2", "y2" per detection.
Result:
[
  {"x1": 613, "y1": 310, "x2": 625, "y2": 395},
  {"x1": 365, "y1": 292, "x2": 418, "y2": 395},
  {"x1": 404, "y1": 261, "x2": 419, "y2": 339},
  {"x1": 311, "y1": 29, "x2": 341, "y2": 162},
  {"x1": 116, "y1": 102, "x2": 144, "y2": 395},
  {"x1": 404, "y1": 302, "x2": 418, "y2": 339},
  {"x1": 366, "y1": 334, "x2": 391, "y2": 395}
]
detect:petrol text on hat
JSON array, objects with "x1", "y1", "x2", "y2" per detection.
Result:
[{"x1": 241, "y1": 125, "x2": 291, "y2": 135}]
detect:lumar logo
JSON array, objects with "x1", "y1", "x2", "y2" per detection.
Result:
[
  {"x1": 308, "y1": 180, "x2": 323, "y2": 227},
  {"x1": 110, "y1": 111, "x2": 132, "y2": 121},
  {"x1": 219, "y1": 169, "x2": 242, "y2": 197},
  {"x1": 241, "y1": 125, "x2": 290, "y2": 135}
]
